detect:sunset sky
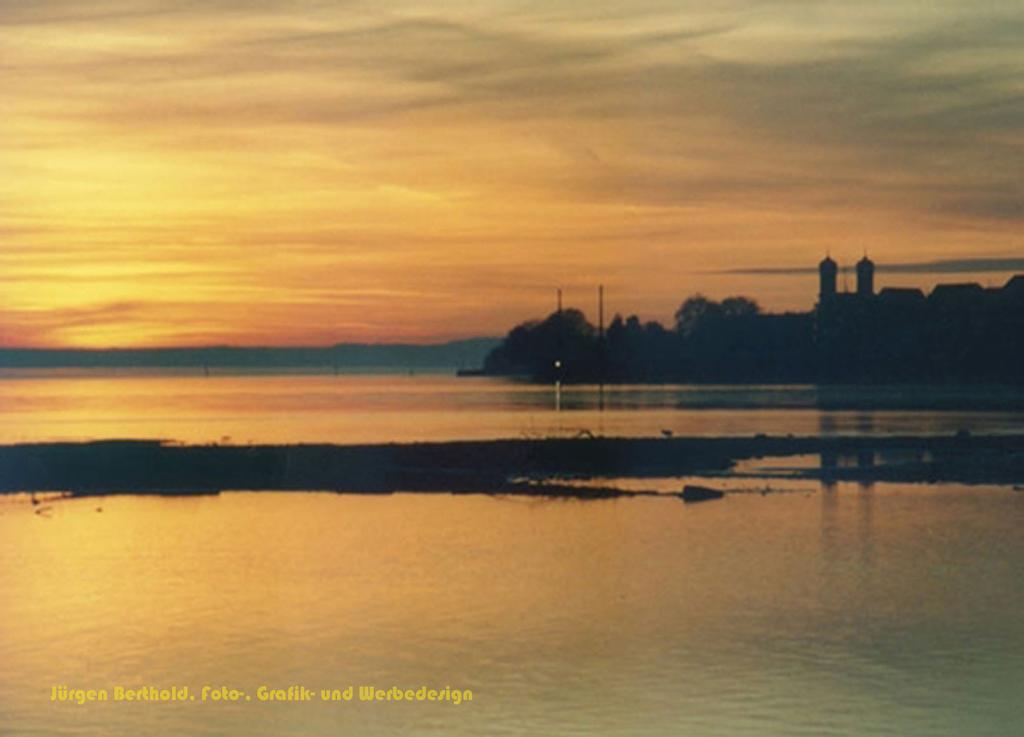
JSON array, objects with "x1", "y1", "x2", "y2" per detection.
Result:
[{"x1": 2, "y1": 0, "x2": 1022, "y2": 347}]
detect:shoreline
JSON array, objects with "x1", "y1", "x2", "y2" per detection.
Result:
[{"x1": 3, "y1": 434, "x2": 1024, "y2": 497}]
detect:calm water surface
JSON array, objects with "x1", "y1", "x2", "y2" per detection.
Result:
[
  {"x1": 2, "y1": 371, "x2": 1023, "y2": 443},
  {"x1": 3, "y1": 372, "x2": 1023, "y2": 735},
  {"x1": 1, "y1": 486, "x2": 1022, "y2": 736}
]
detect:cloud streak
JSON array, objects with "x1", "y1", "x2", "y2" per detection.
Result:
[
  {"x1": 1, "y1": 1, "x2": 1022, "y2": 346},
  {"x1": 724, "y1": 258, "x2": 1024, "y2": 276}
]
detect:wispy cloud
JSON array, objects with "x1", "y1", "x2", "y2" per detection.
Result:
[
  {"x1": 1, "y1": 1, "x2": 1022, "y2": 345},
  {"x1": 724, "y1": 258, "x2": 1024, "y2": 276}
]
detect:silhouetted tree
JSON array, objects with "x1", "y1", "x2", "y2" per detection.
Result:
[
  {"x1": 721, "y1": 296, "x2": 760, "y2": 318},
  {"x1": 674, "y1": 295, "x2": 721, "y2": 337}
]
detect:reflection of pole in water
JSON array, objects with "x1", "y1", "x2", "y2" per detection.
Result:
[
  {"x1": 858, "y1": 483, "x2": 875, "y2": 567},
  {"x1": 818, "y1": 410, "x2": 838, "y2": 437},
  {"x1": 820, "y1": 449, "x2": 838, "y2": 491},
  {"x1": 820, "y1": 474, "x2": 839, "y2": 564},
  {"x1": 554, "y1": 360, "x2": 562, "y2": 412},
  {"x1": 857, "y1": 449, "x2": 875, "y2": 490}
]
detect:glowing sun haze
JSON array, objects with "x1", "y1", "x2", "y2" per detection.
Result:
[{"x1": 1, "y1": 0, "x2": 1021, "y2": 347}]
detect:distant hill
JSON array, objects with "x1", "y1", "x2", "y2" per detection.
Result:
[{"x1": 0, "y1": 338, "x2": 500, "y2": 370}]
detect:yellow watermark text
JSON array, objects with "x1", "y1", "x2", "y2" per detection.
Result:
[{"x1": 50, "y1": 684, "x2": 473, "y2": 706}]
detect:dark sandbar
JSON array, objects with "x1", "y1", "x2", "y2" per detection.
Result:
[{"x1": 3, "y1": 434, "x2": 1024, "y2": 497}]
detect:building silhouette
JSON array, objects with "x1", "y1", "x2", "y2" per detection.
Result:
[
  {"x1": 815, "y1": 255, "x2": 1024, "y2": 383},
  {"x1": 819, "y1": 255, "x2": 838, "y2": 301},
  {"x1": 856, "y1": 255, "x2": 874, "y2": 296}
]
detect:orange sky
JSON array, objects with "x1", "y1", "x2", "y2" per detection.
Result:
[{"x1": 1, "y1": 1, "x2": 1021, "y2": 347}]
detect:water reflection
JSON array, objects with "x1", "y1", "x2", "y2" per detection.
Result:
[
  {"x1": 1, "y1": 488, "x2": 1022, "y2": 736},
  {"x1": 2, "y1": 372, "x2": 1024, "y2": 444}
]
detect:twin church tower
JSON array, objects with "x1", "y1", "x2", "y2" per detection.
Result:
[{"x1": 818, "y1": 254, "x2": 874, "y2": 302}]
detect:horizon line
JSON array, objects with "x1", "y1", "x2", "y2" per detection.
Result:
[{"x1": 0, "y1": 337, "x2": 502, "y2": 353}]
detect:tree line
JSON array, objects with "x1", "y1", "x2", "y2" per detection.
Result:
[
  {"x1": 481, "y1": 288, "x2": 1024, "y2": 384},
  {"x1": 482, "y1": 295, "x2": 815, "y2": 383}
]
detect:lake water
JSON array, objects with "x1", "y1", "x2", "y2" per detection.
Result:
[
  {"x1": 2, "y1": 370, "x2": 1024, "y2": 444},
  {"x1": 3, "y1": 372, "x2": 1023, "y2": 735},
  {"x1": 1, "y1": 486, "x2": 1023, "y2": 736}
]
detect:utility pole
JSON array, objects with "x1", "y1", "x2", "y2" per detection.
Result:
[
  {"x1": 598, "y1": 284, "x2": 605, "y2": 411},
  {"x1": 555, "y1": 287, "x2": 563, "y2": 411}
]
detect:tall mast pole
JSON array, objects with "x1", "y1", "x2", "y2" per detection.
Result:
[
  {"x1": 554, "y1": 287, "x2": 563, "y2": 411},
  {"x1": 598, "y1": 284, "x2": 605, "y2": 411}
]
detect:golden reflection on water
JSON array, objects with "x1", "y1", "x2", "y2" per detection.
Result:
[
  {"x1": 2, "y1": 372, "x2": 1023, "y2": 444},
  {"x1": 1, "y1": 487, "x2": 1023, "y2": 736}
]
